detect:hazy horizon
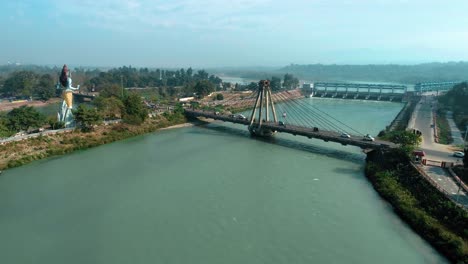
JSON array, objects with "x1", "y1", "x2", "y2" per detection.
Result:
[{"x1": 2, "y1": 1, "x2": 468, "y2": 68}]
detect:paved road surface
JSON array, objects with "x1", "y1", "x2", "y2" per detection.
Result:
[
  {"x1": 408, "y1": 94, "x2": 467, "y2": 208},
  {"x1": 409, "y1": 95, "x2": 460, "y2": 163}
]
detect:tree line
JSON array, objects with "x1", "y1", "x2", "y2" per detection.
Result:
[
  {"x1": 233, "y1": 73, "x2": 300, "y2": 91},
  {"x1": 0, "y1": 65, "x2": 224, "y2": 101},
  {"x1": 0, "y1": 90, "x2": 153, "y2": 136},
  {"x1": 438, "y1": 82, "x2": 468, "y2": 132}
]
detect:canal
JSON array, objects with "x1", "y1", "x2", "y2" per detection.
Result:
[{"x1": 0, "y1": 98, "x2": 447, "y2": 263}]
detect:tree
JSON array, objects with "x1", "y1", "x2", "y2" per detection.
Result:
[
  {"x1": 216, "y1": 93, "x2": 224, "y2": 100},
  {"x1": 123, "y1": 93, "x2": 148, "y2": 125},
  {"x1": 209, "y1": 75, "x2": 223, "y2": 87},
  {"x1": 36, "y1": 74, "x2": 56, "y2": 101},
  {"x1": 47, "y1": 116, "x2": 65, "y2": 130},
  {"x1": 194, "y1": 70, "x2": 209, "y2": 80},
  {"x1": 283, "y1": 73, "x2": 299, "y2": 90},
  {"x1": 94, "y1": 96, "x2": 125, "y2": 120},
  {"x1": 73, "y1": 105, "x2": 102, "y2": 132},
  {"x1": 194, "y1": 80, "x2": 215, "y2": 97},
  {"x1": 7, "y1": 105, "x2": 46, "y2": 132},
  {"x1": 384, "y1": 130, "x2": 421, "y2": 153},
  {"x1": 0, "y1": 113, "x2": 12, "y2": 137},
  {"x1": 3, "y1": 71, "x2": 38, "y2": 97},
  {"x1": 270, "y1": 76, "x2": 282, "y2": 91},
  {"x1": 100, "y1": 84, "x2": 125, "y2": 98}
]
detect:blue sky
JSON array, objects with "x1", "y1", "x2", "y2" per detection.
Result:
[{"x1": 1, "y1": 0, "x2": 468, "y2": 67}]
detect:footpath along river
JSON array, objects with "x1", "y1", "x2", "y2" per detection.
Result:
[{"x1": 0, "y1": 98, "x2": 447, "y2": 263}]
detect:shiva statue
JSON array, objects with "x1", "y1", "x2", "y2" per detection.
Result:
[{"x1": 57, "y1": 64, "x2": 80, "y2": 127}]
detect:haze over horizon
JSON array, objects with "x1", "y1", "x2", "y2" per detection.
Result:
[{"x1": 2, "y1": 0, "x2": 468, "y2": 68}]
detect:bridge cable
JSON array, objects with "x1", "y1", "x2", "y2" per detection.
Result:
[
  {"x1": 283, "y1": 96, "x2": 349, "y2": 132},
  {"x1": 273, "y1": 92, "x2": 340, "y2": 131},
  {"x1": 272, "y1": 92, "x2": 325, "y2": 129},
  {"x1": 270, "y1": 92, "x2": 312, "y2": 128},
  {"x1": 310, "y1": 104, "x2": 364, "y2": 136}
]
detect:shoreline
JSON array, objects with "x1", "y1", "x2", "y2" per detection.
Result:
[
  {"x1": 366, "y1": 149, "x2": 467, "y2": 263},
  {"x1": 0, "y1": 116, "x2": 188, "y2": 171},
  {"x1": 159, "y1": 122, "x2": 195, "y2": 130}
]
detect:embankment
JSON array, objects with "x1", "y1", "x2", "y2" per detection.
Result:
[
  {"x1": 386, "y1": 97, "x2": 419, "y2": 132},
  {"x1": 0, "y1": 115, "x2": 187, "y2": 170},
  {"x1": 365, "y1": 148, "x2": 467, "y2": 263}
]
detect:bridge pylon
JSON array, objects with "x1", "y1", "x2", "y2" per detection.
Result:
[{"x1": 248, "y1": 80, "x2": 278, "y2": 137}]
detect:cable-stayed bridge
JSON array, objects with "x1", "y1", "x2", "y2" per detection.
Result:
[{"x1": 185, "y1": 80, "x2": 395, "y2": 150}]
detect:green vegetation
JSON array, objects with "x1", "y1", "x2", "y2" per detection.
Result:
[
  {"x1": 215, "y1": 93, "x2": 224, "y2": 100},
  {"x1": 1, "y1": 71, "x2": 56, "y2": 100},
  {"x1": 0, "y1": 65, "x2": 224, "y2": 102},
  {"x1": 282, "y1": 73, "x2": 299, "y2": 90},
  {"x1": 73, "y1": 105, "x2": 103, "y2": 132},
  {"x1": 438, "y1": 82, "x2": 468, "y2": 136},
  {"x1": 94, "y1": 96, "x2": 125, "y2": 120},
  {"x1": 379, "y1": 130, "x2": 421, "y2": 153},
  {"x1": 0, "y1": 113, "x2": 187, "y2": 170},
  {"x1": 435, "y1": 109, "x2": 453, "y2": 145},
  {"x1": 123, "y1": 93, "x2": 149, "y2": 125},
  {"x1": 3, "y1": 105, "x2": 46, "y2": 132},
  {"x1": 372, "y1": 97, "x2": 468, "y2": 262},
  {"x1": 366, "y1": 149, "x2": 468, "y2": 263},
  {"x1": 193, "y1": 80, "x2": 215, "y2": 97},
  {"x1": 36, "y1": 74, "x2": 56, "y2": 100}
]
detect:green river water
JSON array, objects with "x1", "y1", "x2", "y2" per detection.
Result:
[{"x1": 0, "y1": 98, "x2": 447, "y2": 263}]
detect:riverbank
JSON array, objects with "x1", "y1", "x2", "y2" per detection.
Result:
[
  {"x1": 366, "y1": 149, "x2": 467, "y2": 263},
  {"x1": 0, "y1": 98, "x2": 61, "y2": 112},
  {"x1": 0, "y1": 114, "x2": 188, "y2": 170}
]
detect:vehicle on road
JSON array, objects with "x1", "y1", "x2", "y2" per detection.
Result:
[
  {"x1": 214, "y1": 111, "x2": 220, "y2": 115},
  {"x1": 453, "y1": 151, "x2": 465, "y2": 158},
  {"x1": 313, "y1": 127, "x2": 319, "y2": 132},
  {"x1": 237, "y1": 114, "x2": 247, "y2": 120},
  {"x1": 363, "y1": 134, "x2": 375, "y2": 141},
  {"x1": 279, "y1": 121, "x2": 285, "y2": 127},
  {"x1": 340, "y1": 132, "x2": 351, "y2": 138}
]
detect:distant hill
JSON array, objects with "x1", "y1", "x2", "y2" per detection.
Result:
[{"x1": 279, "y1": 62, "x2": 468, "y2": 84}]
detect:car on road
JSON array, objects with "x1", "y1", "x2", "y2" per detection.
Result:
[
  {"x1": 453, "y1": 151, "x2": 465, "y2": 158},
  {"x1": 279, "y1": 121, "x2": 286, "y2": 127},
  {"x1": 363, "y1": 134, "x2": 375, "y2": 141},
  {"x1": 340, "y1": 132, "x2": 351, "y2": 138},
  {"x1": 236, "y1": 114, "x2": 246, "y2": 120}
]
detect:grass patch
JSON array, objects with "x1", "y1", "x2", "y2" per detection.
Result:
[{"x1": 436, "y1": 109, "x2": 453, "y2": 145}]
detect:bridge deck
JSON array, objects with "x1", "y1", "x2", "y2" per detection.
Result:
[{"x1": 185, "y1": 110, "x2": 395, "y2": 149}]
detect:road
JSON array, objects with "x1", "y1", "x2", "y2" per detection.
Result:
[
  {"x1": 408, "y1": 95, "x2": 460, "y2": 163},
  {"x1": 408, "y1": 94, "x2": 468, "y2": 208}
]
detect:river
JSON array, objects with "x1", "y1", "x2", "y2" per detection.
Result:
[{"x1": 0, "y1": 98, "x2": 447, "y2": 263}]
